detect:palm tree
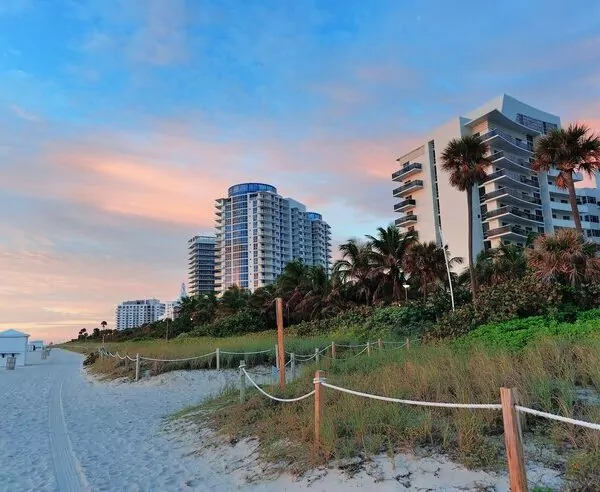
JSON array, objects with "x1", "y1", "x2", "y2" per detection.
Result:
[
  {"x1": 465, "y1": 243, "x2": 527, "y2": 288},
  {"x1": 532, "y1": 124, "x2": 600, "y2": 233},
  {"x1": 367, "y1": 225, "x2": 416, "y2": 303},
  {"x1": 332, "y1": 239, "x2": 373, "y2": 304},
  {"x1": 100, "y1": 320, "x2": 107, "y2": 329},
  {"x1": 441, "y1": 136, "x2": 490, "y2": 296},
  {"x1": 403, "y1": 241, "x2": 462, "y2": 299},
  {"x1": 527, "y1": 229, "x2": 600, "y2": 287}
]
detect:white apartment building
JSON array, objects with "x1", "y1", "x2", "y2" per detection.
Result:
[
  {"x1": 115, "y1": 299, "x2": 165, "y2": 330},
  {"x1": 215, "y1": 183, "x2": 331, "y2": 293},
  {"x1": 188, "y1": 235, "x2": 216, "y2": 296},
  {"x1": 392, "y1": 94, "x2": 597, "y2": 263}
]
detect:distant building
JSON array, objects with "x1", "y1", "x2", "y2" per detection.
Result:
[
  {"x1": 160, "y1": 283, "x2": 189, "y2": 321},
  {"x1": 215, "y1": 182, "x2": 332, "y2": 294},
  {"x1": 115, "y1": 299, "x2": 165, "y2": 330},
  {"x1": 188, "y1": 236, "x2": 216, "y2": 296}
]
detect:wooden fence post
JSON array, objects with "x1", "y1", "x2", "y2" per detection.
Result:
[
  {"x1": 315, "y1": 347, "x2": 320, "y2": 366},
  {"x1": 377, "y1": 338, "x2": 382, "y2": 350},
  {"x1": 331, "y1": 341, "x2": 336, "y2": 359},
  {"x1": 239, "y1": 361, "x2": 246, "y2": 403},
  {"x1": 135, "y1": 353, "x2": 140, "y2": 382},
  {"x1": 405, "y1": 337, "x2": 411, "y2": 350},
  {"x1": 500, "y1": 387, "x2": 528, "y2": 492},
  {"x1": 276, "y1": 297, "x2": 286, "y2": 389},
  {"x1": 367, "y1": 341, "x2": 371, "y2": 356},
  {"x1": 314, "y1": 370, "x2": 324, "y2": 451},
  {"x1": 275, "y1": 344, "x2": 279, "y2": 369},
  {"x1": 291, "y1": 353, "x2": 296, "y2": 380},
  {"x1": 216, "y1": 348, "x2": 220, "y2": 371}
]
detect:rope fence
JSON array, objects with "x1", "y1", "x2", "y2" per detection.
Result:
[
  {"x1": 236, "y1": 366, "x2": 600, "y2": 491},
  {"x1": 97, "y1": 337, "x2": 420, "y2": 382}
]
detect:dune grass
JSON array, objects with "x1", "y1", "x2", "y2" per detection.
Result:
[
  {"x1": 187, "y1": 335, "x2": 600, "y2": 484},
  {"x1": 60, "y1": 330, "x2": 397, "y2": 379}
]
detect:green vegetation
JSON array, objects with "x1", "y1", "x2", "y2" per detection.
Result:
[{"x1": 185, "y1": 331, "x2": 600, "y2": 481}]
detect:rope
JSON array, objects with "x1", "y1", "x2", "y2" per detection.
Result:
[
  {"x1": 320, "y1": 382, "x2": 502, "y2": 410},
  {"x1": 322, "y1": 346, "x2": 369, "y2": 360},
  {"x1": 242, "y1": 369, "x2": 315, "y2": 402},
  {"x1": 335, "y1": 343, "x2": 368, "y2": 348},
  {"x1": 140, "y1": 351, "x2": 216, "y2": 363},
  {"x1": 220, "y1": 349, "x2": 273, "y2": 355},
  {"x1": 516, "y1": 406, "x2": 600, "y2": 431}
]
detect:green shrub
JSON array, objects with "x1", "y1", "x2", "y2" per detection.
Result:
[
  {"x1": 454, "y1": 311, "x2": 600, "y2": 351},
  {"x1": 192, "y1": 308, "x2": 266, "y2": 337},
  {"x1": 427, "y1": 276, "x2": 560, "y2": 341}
]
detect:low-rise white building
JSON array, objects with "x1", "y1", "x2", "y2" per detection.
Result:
[
  {"x1": 115, "y1": 299, "x2": 165, "y2": 331},
  {"x1": 0, "y1": 329, "x2": 30, "y2": 367}
]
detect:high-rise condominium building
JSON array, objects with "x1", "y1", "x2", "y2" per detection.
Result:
[
  {"x1": 115, "y1": 299, "x2": 165, "y2": 330},
  {"x1": 392, "y1": 94, "x2": 599, "y2": 263},
  {"x1": 188, "y1": 235, "x2": 216, "y2": 296},
  {"x1": 215, "y1": 182, "x2": 331, "y2": 293}
]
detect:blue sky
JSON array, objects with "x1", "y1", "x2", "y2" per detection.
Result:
[{"x1": 1, "y1": 0, "x2": 599, "y2": 341}]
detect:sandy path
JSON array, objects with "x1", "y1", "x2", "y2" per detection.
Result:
[{"x1": 48, "y1": 379, "x2": 89, "y2": 491}]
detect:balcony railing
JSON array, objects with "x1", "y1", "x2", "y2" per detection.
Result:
[
  {"x1": 484, "y1": 225, "x2": 528, "y2": 239},
  {"x1": 395, "y1": 214, "x2": 417, "y2": 227},
  {"x1": 481, "y1": 188, "x2": 542, "y2": 205},
  {"x1": 392, "y1": 163, "x2": 423, "y2": 180},
  {"x1": 480, "y1": 128, "x2": 534, "y2": 152},
  {"x1": 483, "y1": 206, "x2": 543, "y2": 223},
  {"x1": 483, "y1": 169, "x2": 539, "y2": 188},
  {"x1": 489, "y1": 150, "x2": 532, "y2": 169},
  {"x1": 394, "y1": 199, "x2": 416, "y2": 212},
  {"x1": 393, "y1": 180, "x2": 424, "y2": 196}
]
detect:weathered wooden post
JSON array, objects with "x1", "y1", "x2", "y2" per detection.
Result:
[
  {"x1": 239, "y1": 361, "x2": 246, "y2": 403},
  {"x1": 314, "y1": 370, "x2": 325, "y2": 451},
  {"x1": 331, "y1": 341, "x2": 336, "y2": 359},
  {"x1": 135, "y1": 353, "x2": 140, "y2": 382},
  {"x1": 276, "y1": 297, "x2": 286, "y2": 389},
  {"x1": 377, "y1": 338, "x2": 382, "y2": 350},
  {"x1": 290, "y1": 353, "x2": 296, "y2": 380},
  {"x1": 367, "y1": 341, "x2": 371, "y2": 356},
  {"x1": 500, "y1": 388, "x2": 528, "y2": 492},
  {"x1": 315, "y1": 347, "x2": 320, "y2": 367},
  {"x1": 405, "y1": 337, "x2": 411, "y2": 350},
  {"x1": 216, "y1": 348, "x2": 220, "y2": 371}
]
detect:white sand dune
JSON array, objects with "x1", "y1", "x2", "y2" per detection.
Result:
[{"x1": 0, "y1": 349, "x2": 563, "y2": 491}]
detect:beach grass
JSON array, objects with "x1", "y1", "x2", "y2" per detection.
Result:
[
  {"x1": 192, "y1": 335, "x2": 600, "y2": 481},
  {"x1": 58, "y1": 330, "x2": 392, "y2": 378}
]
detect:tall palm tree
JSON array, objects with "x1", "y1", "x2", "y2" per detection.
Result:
[
  {"x1": 332, "y1": 239, "x2": 373, "y2": 304},
  {"x1": 527, "y1": 229, "x2": 600, "y2": 287},
  {"x1": 403, "y1": 241, "x2": 462, "y2": 299},
  {"x1": 441, "y1": 136, "x2": 490, "y2": 296},
  {"x1": 532, "y1": 124, "x2": 600, "y2": 234},
  {"x1": 367, "y1": 225, "x2": 416, "y2": 303}
]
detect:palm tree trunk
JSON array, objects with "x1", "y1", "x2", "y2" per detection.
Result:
[
  {"x1": 466, "y1": 188, "x2": 478, "y2": 297},
  {"x1": 565, "y1": 173, "x2": 583, "y2": 234}
]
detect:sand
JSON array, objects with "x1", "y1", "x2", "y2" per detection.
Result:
[{"x1": 0, "y1": 349, "x2": 564, "y2": 491}]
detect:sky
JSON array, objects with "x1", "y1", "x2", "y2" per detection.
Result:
[{"x1": 1, "y1": 0, "x2": 599, "y2": 342}]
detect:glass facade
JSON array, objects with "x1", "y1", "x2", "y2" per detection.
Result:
[{"x1": 216, "y1": 183, "x2": 331, "y2": 293}]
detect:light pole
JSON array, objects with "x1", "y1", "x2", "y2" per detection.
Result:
[
  {"x1": 437, "y1": 227, "x2": 455, "y2": 311},
  {"x1": 403, "y1": 283, "x2": 410, "y2": 302}
]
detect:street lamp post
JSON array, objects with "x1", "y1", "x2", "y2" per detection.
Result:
[
  {"x1": 403, "y1": 283, "x2": 410, "y2": 302},
  {"x1": 437, "y1": 227, "x2": 455, "y2": 311}
]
